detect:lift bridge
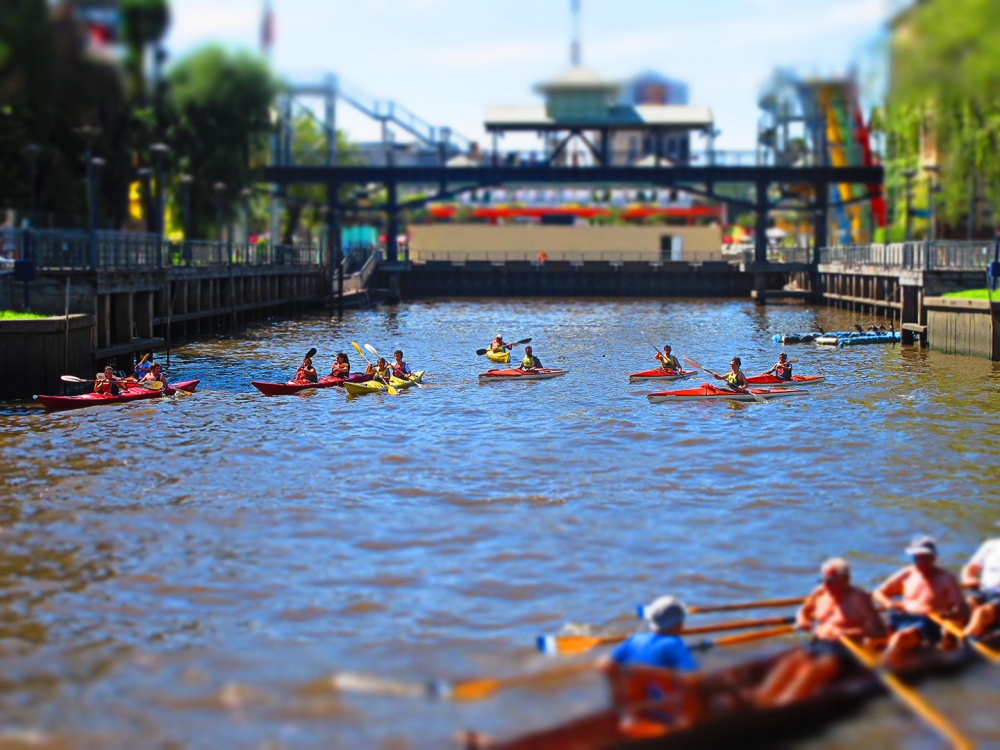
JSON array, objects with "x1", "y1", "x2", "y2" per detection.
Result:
[{"x1": 266, "y1": 73, "x2": 884, "y2": 306}]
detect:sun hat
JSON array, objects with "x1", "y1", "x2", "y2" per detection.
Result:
[
  {"x1": 643, "y1": 595, "x2": 687, "y2": 633},
  {"x1": 905, "y1": 535, "x2": 937, "y2": 556}
]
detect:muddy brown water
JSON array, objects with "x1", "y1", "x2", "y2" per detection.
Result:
[{"x1": 1, "y1": 299, "x2": 999, "y2": 749}]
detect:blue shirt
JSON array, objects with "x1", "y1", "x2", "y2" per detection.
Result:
[{"x1": 611, "y1": 633, "x2": 698, "y2": 671}]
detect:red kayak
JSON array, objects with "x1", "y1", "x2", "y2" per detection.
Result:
[
  {"x1": 478, "y1": 368, "x2": 568, "y2": 383},
  {"x1": 251, "y1": 373, "x2": 373, "y2": 396},
  {"x1": 745, "y1": 374, "x2": 826, "y2": 386},
  {"x1": 35, "y1": 380, "x2": 200, "y2": 412},
  {"x1": 647, "y1": 382, "x2": 808, "y2": 403},
  {"x1": 628, "y1": 368, "x2": 697, "y2": 383}
]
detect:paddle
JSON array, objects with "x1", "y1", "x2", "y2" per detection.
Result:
[
  {"x1": 682, "y1": 355, "x2": 767, "y2": 404},
  {"x1": 351, "y1": 341, "x2": 398, "y2": 395},
  {"x1": 927, "y1": 611, "x2": 1000, "y2": 665},
  {"x1": 540, "y1": 615, "x2": 794, "y2": 656},
  {"x1": 60, "y1": 375, "x2": 163, "y2": 391},
  {"x1": 838, "y1": 636, "x2": 975, "y2": 750},
  {"x1": 364, "y1": 344, "x2": 422, "y2": 388},
  {"x1": 688, "y1": 596, "x2": 805, "y2": 614},
  {"x1": 475, "y1": 337, "x2": 531, "y2": 356}
]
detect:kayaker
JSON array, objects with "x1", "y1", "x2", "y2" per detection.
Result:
[
  {"x1": 711, "y1": 357, "x2": 748, "y2": 392},
  {"x1": 962, "y1": 532, "x2": 1000, "y2": 638},
  {"x1": 765, "y1": 353, "x2": 793, "y2": 381},
  {"x1": 756, "y1": 558, "x2": 887, "y2": 707},
  {"x1": 366, "y1": 357, "x2": 392, "y2": 382},
  {"x1": 655, "y1": 345, "x2": 681, "y2": 372},
  {"x1": 875, "y1": 536, "x2": 969, "y2": 659},
  {"x1": 295, "y1": 357, "x2": 318, "y2": 383},
  {"x1": 489, "y1": 335, "x2": 512, "y2": 354},
  {"x1": 519, "y1": 346, "x2": 542, "y2": 371},
  {"x1": 134, "y1": 355, "x2": 154, "y2": 382},
  {"x1": 330, "y1": 352, "x2": 350, "y2": 378},
  {"x1": 390, "y1": 350, "x2": 412, "y2": 379},
  {"x1": 94, "y1": 365, "x2": 121, "y2": 395},
  {"x1": 142, "y1": 362, "x2": 167, "y2": 388}
]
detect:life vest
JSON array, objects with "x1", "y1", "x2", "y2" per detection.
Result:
[
  {"x1": 774, "y1": 362, "x2": 792, "y2": 380},
  {"x1": 392, "y1": 361, "x2": 409, "y2": 378},
  {"x1": 659, "y1": 354, "x2": 680, "y2": 371},
  {"x1": 521, "y1": 356, "x2": 541, "y2": 369},
  {"x1": 373, "y1": 366, "x2": 390, "y2": 380},
  {"x1": 725, "y1": 369, "x2": 745, "y2": 388}
]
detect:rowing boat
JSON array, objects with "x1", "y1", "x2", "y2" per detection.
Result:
[
  {"x1": 744, "y1": 374, "x2": 826, "y2": 387},
  {"x1": 628, "y1": 368, "x2": 697, "y2": 383},
  {"x1": 35, "y1": 380, "x2": 201, "y2": 412},
  {"x1": 478, "y1": 368, "x2": 568, "y2": 383},
  {"x1": 468, "y1": 634, "x2": 1000, "y2": 750},
  {"x1": 486, "y1": 350, "x2": 511, "y2": 364},
  {"x1": 251, "y1": 373, "x2": 372, "y2": 396},
  {"x1": 343, "y1": 370, "x2": 425, "y2": 395},
  {"x1": 646, "y1": 383, "x2": 808, "y2": 403}
]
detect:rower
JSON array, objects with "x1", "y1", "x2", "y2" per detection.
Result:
[
  {"x1": 757, "y1": 558, "x2": 887, "y2": 707},
  {"x1": 142, "y1": 362, "x2": 167, "y2": 388},
  {"x1": 875, "y1": 536, "x2": 969, "y2": 659},
  {"x1": 710, "y1": 357, "x2": 748, "y2": 392},
  {"x1": 330, "y1": 352, "x2": 350, "y2": 378},
  {"x1": 519, "y1": 346, "x2": 542, "y2": 371},
  {"x1": 366, "y1": 357, "x2": 391, "y2": 382},
  {"x1": 390, "y1": 349, "x2": 411, "y2": 379},
  {"x1": 765, "y1": 353, "x2": 793, "y2": 381},
  {"x1": 656, "y1": 345, "x2": 681, "y2": 372},
  {"x1": 603, "y1": 596, "x2": 697, "y2": 671},
  {"x1": 961, "y1": 533, "x2": 1000, "y2": 638},
  {"x1": 296, "y1": 357, "x2": 318, "y2": 383},
  {"x1": 95, "y1": 365, "x2": 121, "y2": 395},
  {"x1": 489, "y1": 335, "x2": 511, "y2": 353}
]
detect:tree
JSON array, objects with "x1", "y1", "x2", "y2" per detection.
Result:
[{"x1": 166, "y1": 46, "x2": 277, "y2": 238}]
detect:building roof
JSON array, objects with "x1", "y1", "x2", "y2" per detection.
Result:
[
  {"x1": 484, "y1": 104, "x2": 713, "y2": 131},
  {"x1": 534, "y1": 66, "x2": 620, "y2": 93}
]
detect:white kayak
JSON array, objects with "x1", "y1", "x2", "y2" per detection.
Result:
[
  {"x1": 647, "y1": 383, "x2": 809, "y2": 403},
  {"x1": 478, "y1": 368, "x2": 568, "y2": 383}
]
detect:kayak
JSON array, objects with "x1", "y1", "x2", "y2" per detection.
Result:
[
  {"x1": 478, "y1": 368, "x2": 568, "y2": 383},
  {"x1": 771, "y1": 331, "x2": 853, "y2": 344},
  {"x1": 35, "y1": 380, "x2": 201, "y2": 412},
  {"x1": 628, "y1": 368, "x2": 697, "y2": 383},
  {"x1": 485, "y1": 350, "x2": 511, "y2": 364},
  {"x1": 647, "y1": 382, "x2": 808, "y2": 403},
  {"x1": 251, "y1": 373, "x2": 372, "y2": 396},
  {"x1": 816, "y1": 332, "x2": 900, "y2": 346},
  {"x1": 744, "y1": 374, "x2": 826, "y2": 386},
  {"x1": 343, "y1": 370, "x2": 425, "y2": 395}
]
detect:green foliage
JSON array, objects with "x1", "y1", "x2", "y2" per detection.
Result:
[
  {"x1": 166, "y1": 46, "x2": 277, "y2": 238},
  {"x1": 887, "y1": 0, "x2": 1000, "y2": 229},
  {"x1": 941, "y1": 288, "x2": 995, "y2": 299},
  {"x1": 121, "y1": 0, "x2": 170, "y2": 49}
]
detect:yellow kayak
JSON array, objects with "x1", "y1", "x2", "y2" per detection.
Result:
[
  {"x1": 343, "y1": 370, "x2": 425, "y2": 395},
  {"x1": 485, "y1": 349, "x2": 510, "y2": 364}
]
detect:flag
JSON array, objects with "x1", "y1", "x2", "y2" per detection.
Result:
[{"x1": 260, "y1": 0, "x2": 274, "y2": 53}]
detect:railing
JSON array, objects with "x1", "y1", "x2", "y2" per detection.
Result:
[
  {"x1": 737, "y1": 246, "x2": 813, "y2": 265},
  {"x1": 820, "y1": 241, "x2": 996, "y2": 271},
  {"x1": 3, "y1": 229, "x2": 321, "y2": 272}
]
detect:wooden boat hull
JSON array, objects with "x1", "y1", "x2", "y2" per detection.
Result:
[{"x1": 475, "y1": 636, "x2": 998, "y2": 750}]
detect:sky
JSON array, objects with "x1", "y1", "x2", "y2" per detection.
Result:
[{"x1": 163, "y1": 0, "x2": 892, "y2": 153}]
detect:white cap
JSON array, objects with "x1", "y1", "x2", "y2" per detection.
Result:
[{"x1": 643, "y1": 595, "x2": 686, "y2": 633}]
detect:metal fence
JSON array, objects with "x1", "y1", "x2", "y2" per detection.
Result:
[
  {"x1": 2, "y1": 229, "x2": 321, "y2": 272},
  {"x1": 737, "y1": 246, "x2": 813, "y2": 265},
  {"x1": 820, "y1": 241, "x2": 996, "y2": 271}
]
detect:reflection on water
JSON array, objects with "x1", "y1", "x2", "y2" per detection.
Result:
[{"x1": 1, "y1": 299, "x2": 999, "y2": 748}]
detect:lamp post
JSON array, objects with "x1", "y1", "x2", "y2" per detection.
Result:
[
  {"x1": 149, "y1": 142, "x2": 171, "y2": 236},
  {"x1": 923, "y1": 165, "x2": 940, "y2": 242},
  {"x1": 240, "y1": 188, "x2": 253, "y2": 245},
  {"x1": 75, "y1": 125, "x2": 101, "y2": 267},
  {"x1": 902, "y1": 168, "x2": 918, "y2": 241},
  {"x1": 22, "y1": 144, "x2": 42, "y2": 229},
  {"x1": 178, "y1": 174, "x2": 193, "y2": 263},
  {"x1": 136, "y1": 166, "x2": 153, "y2": 232}
]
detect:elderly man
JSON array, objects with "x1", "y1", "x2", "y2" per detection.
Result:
[
  {"x1": 874, "y1": 535, "x2": 969, "y2": 656},
  {"x1": 962, "y1": 533, "x2": 1000, "y2": 638},
  {"x1": 757, "y1": 558, "x2": 886, "y2": 707}
]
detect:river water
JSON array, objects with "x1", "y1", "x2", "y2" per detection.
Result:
[{"x1": 1, "y1": 298, "x2": 999, "y2": 749}]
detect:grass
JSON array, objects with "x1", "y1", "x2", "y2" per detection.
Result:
[
  {"x1": 0, "y1": 310, "x2": 49, "y2": 320},
  {"x1": 941, "y1": 289, "x2": 996, "y2": 300}
]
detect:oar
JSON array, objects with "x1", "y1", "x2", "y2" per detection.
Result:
[
  {"x1": 351, "y1": 341, "x2": 398, "y2": 395},
  {"x1": 540, "y1": 616, "x2": 794, "y2": 656},
  {"x1": 927, "y1": 612, "x2": 1000, "y2": 665},
  {"x1": 688, "y1": 596, "x2": 805, "y2": 614},
  {"x1": 364, "y1": 344, "x2": 422, "y2": 388},
  {"x1": 682, "y1": 355, "x2": 767, "y2": 404},
  {"x1": 454, "y1": 622, "x2": 798, "y2": 701},
  {"x1": 838, "y1": 636, "x2": 975, "y2": 750},
  {"x1": 60, "y1": 375, "x2": 163, "y2": 391},
  {"x1": 475, "y1": 337, "x2": 531, "y2": 356}
]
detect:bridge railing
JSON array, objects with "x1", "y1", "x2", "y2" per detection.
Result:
[
  {"x1": 737, "y1": 246, "x2": 813, "y2": 265},
  {"x1": 821, "y1": 241, "x2": 995, "y2": 271}
]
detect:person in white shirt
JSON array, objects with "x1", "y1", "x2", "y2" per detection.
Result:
[{"x1": 961, "y1": 535, "x2": 1000, "y2": 637}]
